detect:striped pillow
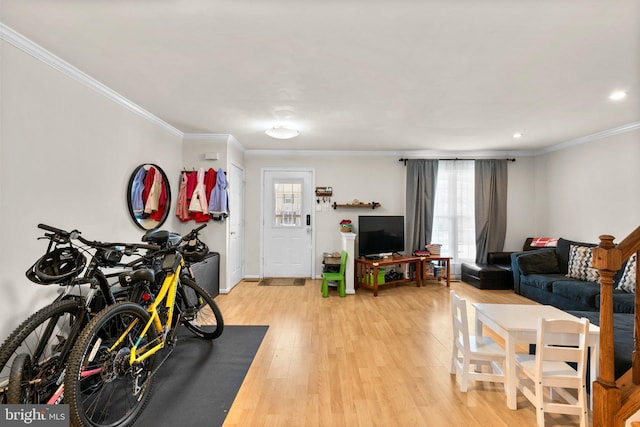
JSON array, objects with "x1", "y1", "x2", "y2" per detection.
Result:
[
  {"x1": 567, "y1": 245, "x2": 596, "y2": 282},
  {"x1": 617, "y1": 253, "x2": 637, "y2": 293}
]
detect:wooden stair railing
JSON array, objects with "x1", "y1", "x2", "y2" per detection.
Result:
[{"x1": 592, "y1": 226, "x2": 640, "y2": 427}]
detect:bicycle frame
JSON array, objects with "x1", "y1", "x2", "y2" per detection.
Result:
[{"x1": 107, "y1": 252, "x2": 186, "y2": 366}]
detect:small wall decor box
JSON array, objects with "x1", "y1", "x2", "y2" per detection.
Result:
[{"x1": 340, "y1": 219, "x2": 352, "y2": 232}]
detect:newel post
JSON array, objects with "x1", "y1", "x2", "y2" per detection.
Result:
[{"x1": 592, "y1": 234, "x2": 623, "y2": 427}]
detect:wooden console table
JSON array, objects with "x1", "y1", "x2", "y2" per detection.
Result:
[{"x1": 355, "y1": 255, "x2": 424, "y2": 296}]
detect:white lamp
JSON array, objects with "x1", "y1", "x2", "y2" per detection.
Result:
[{"x1": 265, "y1": 125, "x2": 299, "y2": 139}]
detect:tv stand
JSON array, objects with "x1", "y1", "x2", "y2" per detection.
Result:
[
  {"x1": 355, "y1": 255, "x2": 424, "y2": 296},
  {"x1": 364, "y1": 255, "x2": 382, "y2": 260}
]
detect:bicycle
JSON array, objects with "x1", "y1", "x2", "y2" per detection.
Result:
[
  {"x1": 0, "y1": 224, "x2": 160, "y2": 405},
  {"x1": 64, "y1": 224, "x2": 223, "y2": 427}
]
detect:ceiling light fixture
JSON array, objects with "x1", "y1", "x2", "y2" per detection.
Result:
[
  {"x1": 609, "y1": 90, "x2": 627, "y2": 101},
  {"x1": 513, "y1": 132, "x2": 522, "y2": 138},
  {"x1": 265, "y1": 125, "x2": 299, "y2": 139}
]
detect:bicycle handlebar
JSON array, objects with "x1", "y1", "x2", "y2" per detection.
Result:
[
  {"x1": 37, "y1": 223, "x2": 161, "y2": 252},
  {"x1": 180, "y1": 224, "x2": 207, "y2": 243},
  {"x1": 38, "y1": 223, "x2": 68, "y2": 235}
]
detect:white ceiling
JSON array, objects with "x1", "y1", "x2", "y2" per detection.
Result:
[{"x1": 1, "y1": 0, "x2": 638, "y2": 153}]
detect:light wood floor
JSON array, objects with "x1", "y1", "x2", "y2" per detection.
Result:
[{"x1": 215, "y1": 279, "x2": 582, "y2": 426}]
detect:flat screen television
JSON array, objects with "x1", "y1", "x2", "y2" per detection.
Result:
[{"x1": 358, "y1": 215, "x2": 405, "y2": 258}]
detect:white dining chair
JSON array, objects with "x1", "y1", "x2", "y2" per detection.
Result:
[
  {"x1": 515, "y1": 317, "x2": 590, "y2": 427},
  {"x1": 450, "y1": 290, "x2": 506, "y2": 392}
]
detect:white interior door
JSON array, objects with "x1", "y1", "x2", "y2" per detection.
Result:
[
  {"x1": 228, "y1": 163, "x2": 244, "y2": 288},
  {"x1": 262, "y1": 169, "x2": 314, "y2": 278}
]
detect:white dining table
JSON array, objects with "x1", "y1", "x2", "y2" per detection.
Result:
[{"x1": 472, "y1": 303, "x2": 600, "y2": 410}]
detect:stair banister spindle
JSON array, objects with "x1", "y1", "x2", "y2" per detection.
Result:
[{"x1": 592, "y1": 235, "x2": 622, "y2": 427}]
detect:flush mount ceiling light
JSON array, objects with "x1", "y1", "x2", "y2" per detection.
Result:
[
  {"x1": 265, "y1": 125, "x2": 299, "y2": 139},
  {"x1": 513, "y1": 132, "x2": 523, "y2": 138},
  {"x1": 609, "y1": 90, "x2": 627, "y2": 101}
]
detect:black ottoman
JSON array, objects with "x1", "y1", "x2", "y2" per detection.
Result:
[{"x1": 461, "y1": 263, "x2": 513, "y2": 290}]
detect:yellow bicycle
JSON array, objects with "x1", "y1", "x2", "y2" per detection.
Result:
[{"x1": 63, "y1": 224, "x2": 223, "y2": 427}]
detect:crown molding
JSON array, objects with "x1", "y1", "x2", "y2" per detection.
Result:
[
  {"x1": 537, "y1": 121, "x2": 640, "y2": 155},
  {"x1": 0, "y1": 23, "x2": 183, "y2": 138},
  {"x1": 182, "y1": 133, "x2": 246, "y2": 154},
  {"x1": 228, "y1": 135, "x2": 246, "y2": 153},
  {"x1": 182, "y1": 133, "x2": 230, "y2": 141},
  {"x1": 244, "y1": 149, "x2": 535, "y2": 158}
]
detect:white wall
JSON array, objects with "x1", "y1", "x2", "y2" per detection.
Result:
[
  {"x1": 504, "y1": 156, "x2": 538, "y2": 251},
  {"x1": 536, "y1": 129, "x2": 640, "y2": 243},
  {"x1": 0, "y1": 40, "x2": 183, "y2": 339},
  {"x1": 243, "y1": 153, "x2": 537, "y2": 277}
]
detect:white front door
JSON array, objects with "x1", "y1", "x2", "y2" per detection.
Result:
[
  {"x1": 228, "y1": 163, "x2": 244, "y2": 288},
  {"x1": 262, "y1": 169, "x2": 314, "y2": 278}
]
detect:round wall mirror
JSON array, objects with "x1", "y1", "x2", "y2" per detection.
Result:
[{"x1": 127, "y1": 164, "x2": 172, "y2": 230}]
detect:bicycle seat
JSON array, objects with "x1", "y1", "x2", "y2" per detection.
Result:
[
  {"x1": 118, "y1": 268, "x2": 155, "y2": 287},
  {"x1": 142, "y1": 230, "x2": 181, "y2": 246}
]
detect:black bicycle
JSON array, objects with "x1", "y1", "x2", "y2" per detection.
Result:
[
  {"x1": 0, "y1": 224, "x2": 160, "y2": 405},
  {"x1": 64, "y1": 224, "x2": 223, "y2": 427}
]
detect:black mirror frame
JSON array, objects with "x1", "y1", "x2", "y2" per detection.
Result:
[{"x1": 126, "y1": 164, "x2": 172, "y2": 230}]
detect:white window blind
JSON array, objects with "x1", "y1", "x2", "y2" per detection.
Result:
[{"x1": 431, "y1": 160, "x2": 476, "y2": 276}]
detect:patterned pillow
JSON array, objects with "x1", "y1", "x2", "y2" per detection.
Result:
[
  {"x1": 586, "y1": 267, "x2": 601, "y2": 284},
  {"x1": 567, "y1": 245, "x2": 596, "y2": 282},
  {"x1": 617, "y1": 253, "x2": 637, "y2": 293}
]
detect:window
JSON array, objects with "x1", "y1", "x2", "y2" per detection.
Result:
[
  {"x1": 274, "y1": 181, "x2": 302, "y2": 227},
  {"x1": 431, "y1": 160, "x2": 476, "y2": 274}
]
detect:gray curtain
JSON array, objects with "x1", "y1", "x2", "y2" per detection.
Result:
[
  {"x1": 474, "y1": 159, "x2": 508, "y2": 264},
  {"x1": 405, "y1": 159, "x2": 439, "y2": 254}
]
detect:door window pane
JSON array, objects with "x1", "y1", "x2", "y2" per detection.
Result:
[{"x1": 274, "y1": 181, "x2": 302, "y2": 227}]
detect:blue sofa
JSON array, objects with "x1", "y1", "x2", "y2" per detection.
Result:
[
  {"x1": 511, "y1": 237, "x2": 634, "y2": 313},
  {"x1": 511, "y1": 237, "x2": 636, "y2": 379}
]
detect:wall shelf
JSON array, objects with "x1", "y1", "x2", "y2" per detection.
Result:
[{"x1": 332, "y1": 202, "x2": 381, "y2": 210}]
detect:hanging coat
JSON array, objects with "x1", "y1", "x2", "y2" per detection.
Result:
[
  {"x1": 188, "y1": 168, "x2": 209, "y2": 214},
  {"x1": 208, "y1": 168, "x2": 229, "y2": 215},
  {"x1": 149, "y1": 176, "x2": 167, "y2": 221},
  {"x1": 131, "y1": 167, "x2": 147, "y2": 213},
  {"x1": 176, "y1": 172, "x2": 190, "y2": 222},
  {"x1": 144, "y1": 167, "x2": 162, "y2": 214},
  {"x1": 141, "y1": 166, "x2": 156, "y2": 207}
]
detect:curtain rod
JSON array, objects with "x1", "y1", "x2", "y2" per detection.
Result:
[{"x1": 398, "y1": 157, "x2": 516, "y2": 166}]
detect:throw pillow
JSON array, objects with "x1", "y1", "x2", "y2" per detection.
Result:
[
  {"x1": 617, "y1": 253, "x2": 637, "y2": 293},
  {"x1": 556, "y1": 238, "x2": 596, "y2": 274},
  {"x1": 529, "y1": 237, "x2": 559, "y2": 248},
  {"x1": 586, "y1": 267, "x2": 601, "y2": 284},
  {"x1": 516, "y1": 250, "x2": 560, "y2": 275},
  {"x1": 567, "y1": 245, "x2": 595, "y2": 282}
]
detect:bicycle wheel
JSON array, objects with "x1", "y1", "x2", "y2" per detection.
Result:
[
  {"x1": 65, "y1": 302, "x2": 157, "y2": 427},
  {"x1": 0, "y1": 298, "x2": 84, "y2": 404},
  {"x1": 7, "y1": 353, "x2": 34, "y2": 403},
  {"x1": 177, "y1": 275, "x2": 224, "y2": 339}
]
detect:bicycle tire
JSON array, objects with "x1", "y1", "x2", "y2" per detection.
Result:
[
  {"x1": 0, "y1": 298, "x2": 84, "y2": 403},
  {"x1": 65, "y1": 302, "x2": 157, "y2": 427},
  {"x1": 7, "y1": 353, "x2": 33, "y2": 403},
  {"x1": 178, "y1": 275, "x2": 224, "y2": 339}
]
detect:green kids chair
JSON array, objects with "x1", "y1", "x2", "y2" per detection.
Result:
[{"x1": 321, "y1": 250, "x2": 348, "y2": 297}]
